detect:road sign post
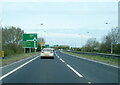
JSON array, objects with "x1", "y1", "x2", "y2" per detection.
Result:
[
  {"x1": 40, "y1": 42, "x2": 44, "y2": 51},
  {"x1": 2, "y1": 51, "x2": 4, "y2": 59},
  {"x1": 24, "y1": 48, "x2": 25, "y2": 53},
  {"x1": 35, "y1": 48, "x2": 37, "y2": 52}
]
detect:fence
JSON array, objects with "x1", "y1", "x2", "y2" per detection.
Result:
[{"x1": 65, "y1": 50, "x2": 120, "y2": 59}]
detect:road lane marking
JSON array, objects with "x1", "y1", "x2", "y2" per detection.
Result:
[
  {"x1": 57, "y1": 56, "x2": 60, "y2": 58},
  {"x1": 62, "y1": 52, "x2": 120, "y2": 69},
  {"x1": 1, "y1": 54, "x2": 40, "y2": 69},
  {"x1": 55, "y1": 52, "x2": 60, "y2": 59},
  {"x1": 55, "y1": 52, "x2": 65, "y2": 63},
  {"x1": 55, "y1": 51, "x2": 83, "y2": 78},
  {"x1": 88, "y1": 82, "x2": 92, "y2": 84},
  {"x1": 66, "y1": 64, "x2": 83, "y2": 78},
  {"x1": 60, "y1": 58, "x2": 65, "y2": 63},
  {"x1": 0, "y1": 56, "x2": 39, "y2": 80}
]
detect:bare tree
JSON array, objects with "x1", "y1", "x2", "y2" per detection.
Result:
[
  {"x1": 38, "y1": 37, "x2": 45, "y2": 45},
  {"x1": 2, "y1": 26, "x2": 24, "y2": 56},
  {"x1": 110, "y1": 27, "x2": 120, "y2": 44},
  {"x1": 82, "y1": 38, "x2": 99, "y2": 52},
  {"x1": 2, "y1": 26, "x2": 24, "y2": 45},
  {"x1": 100, "y1": 27, "x2": 120, "y2": 53}
]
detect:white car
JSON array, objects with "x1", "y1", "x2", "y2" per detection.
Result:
[{"x1": 40, "y1": 48, "x2": 54, "y2": 59}]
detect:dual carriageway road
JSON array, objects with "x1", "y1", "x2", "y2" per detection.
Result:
[{"x1": 1, "y1": 50, "x2": 119, "y2": 84}]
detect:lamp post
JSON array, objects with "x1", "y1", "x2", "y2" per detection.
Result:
[
  {"x1": 87, "y1": 32, "x2": 93, "y2": 38},
  {"x1": 40, "y1": 24, "x2": 44, "y2": 50},
  {"x1": 36, "y1": 23, "x2": 44, "y2": 51},
  {"x1": 105, "y1": 22, "x2": 113, "y2": 54}
]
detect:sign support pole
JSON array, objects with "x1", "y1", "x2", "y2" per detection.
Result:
[
  {"x1": 41, "y1": 45, "x2": 42, "y2": 51},
  {"x1": 24, "y1": 48, "x2": 25, "y2": 53},
  {"x1": 29, "y1": 48, "x2": 31, "y2": 53}
]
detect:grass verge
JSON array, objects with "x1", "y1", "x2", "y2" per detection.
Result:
[
  {"x1": 1, "y1": 52, "x2": 40, "y2": 67},
  {"x1": 64, "y1": 51, "x2": 119, "y2": 66}
]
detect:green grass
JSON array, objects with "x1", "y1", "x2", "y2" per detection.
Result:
[
  {"x1": 1, "y1": 52, "x2": 40, "y2": 66},
  {"x1": 64, "y1": 51, "x2": 119, "y2": 66}
]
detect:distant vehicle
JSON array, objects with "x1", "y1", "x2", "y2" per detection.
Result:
[
  {"x1": 40, "y1": 48, "x2": 54, "y2": 59},
  {"x1": 67, "y1": 50, "x2": 71, "y2": 51},
  {"x1": 59, "y1": 49, "x2": 63, "y2": 51},
  {"x1": 51, "y1": 48, "x2": 54, "y2": 51}
]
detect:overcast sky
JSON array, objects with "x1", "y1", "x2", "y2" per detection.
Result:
[{"x1": 1, "y1": 0, "x2": 118, "y2": 47}]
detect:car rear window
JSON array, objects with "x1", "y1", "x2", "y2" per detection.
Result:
[{"x1": 43, "y1": 49, "x2": 52, "y2": 52}]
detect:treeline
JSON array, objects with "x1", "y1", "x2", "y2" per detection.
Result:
[
  {"x1": 53, "y1": 45, "x2": 70, "y2": 50},
  {"x1": 80, "y1": 27, "x2": 120, "y2": 54},
  {"x1": 2, "y1": 26, "x2": 24, "y2": 56}
]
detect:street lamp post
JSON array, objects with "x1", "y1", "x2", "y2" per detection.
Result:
[
  {"x1": 36, "y1": 23, "x2": 44, "y2": 51},
  {"x1": 105, "y1": 22, "x2": 113, "y2": 54},
  {"x1": 40, "y1": 24, "x2": 43, "y2": 51},
  {"x1": 87, "y1": 32, "x2": 93, "y2": 38}
]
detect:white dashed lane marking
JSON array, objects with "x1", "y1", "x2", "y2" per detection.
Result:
[
  {"x1": 66, "y1": 64, "x2": 83, "y2": 78},
  {"x1": 55, "y1": 52, "x2": 83, "y2": 78},
  {"x1": 60, "y1": 58, "x2": 65, "y2": 63}
]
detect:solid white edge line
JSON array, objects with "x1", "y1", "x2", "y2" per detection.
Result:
[
  {"x1": 62, "y1": 51, "x2": 120, "y2": 69},
  {"x1": 66, "y1": 64, "x2": 83, "y2": 78},
  {"x1": 0, "y1": 56, "x2": 39, "y2": 80},
  {"x1": 1, "y1": 54, "x2": 39, "y2": 69}
]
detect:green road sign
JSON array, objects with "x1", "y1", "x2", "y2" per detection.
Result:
[
  {"x1": 22, "y1": 33, "x2": 38, "y2": 48},
  {"x1": 45, "y1": 44, "x2": 50, "y2": 48}
]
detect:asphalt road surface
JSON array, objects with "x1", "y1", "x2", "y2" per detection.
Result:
[{"x1": 1, "y1": 50, "x2": 119, "y2": 84}]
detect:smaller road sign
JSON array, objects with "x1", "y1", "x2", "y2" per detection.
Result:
[
  {"x1": 40, "y1": 42, "x2": 44, "y2": 45},
  {"x1": 2, "y1": 51, "x2": 4, "y2": 57}
]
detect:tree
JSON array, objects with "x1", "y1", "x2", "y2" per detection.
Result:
[
  {"x1": 110, "y1": 27, "x2": 120, "y2": 53},
  {"x1": 38, "y1": 37, "x2": 45, "y2": 44},
  {"x1": 2, "y1": 26, "x2": 24, "y2": 45},
  {"x1": 99, "y1": 27, "x2": 120, "y2": 54},
  {"x1": 2, "y1": 26, "x2": 24, "y2": 56},
  {"x1": 82, "y1": 38, "x2": 100, "y2": 52},
  {"x1": 112, "y1": 27, "x2": 120, "y2": 44},
  {"x1": 37, "y1": 37, "x2": 45, "y2": 51}
]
